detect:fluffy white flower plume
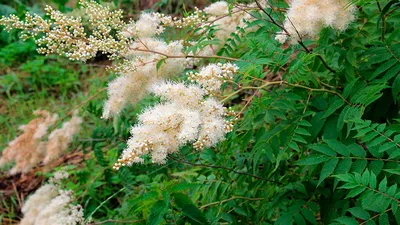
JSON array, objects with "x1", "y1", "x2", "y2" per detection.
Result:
[
  {"x1": 102, "y1": 74, "x2": 147, "y2": 119},
  {"x1": 113, "y1": 82, "x2": 233, "y2": 170},
  {"x1": 102, "y1": 38, "x2": 187, "y2": 119},
  {"x1": 121, "y1": 13, "x2": 163, "y2": 38},
  {"x1": 193, "y1": 98, "x2": 229, "y2": 150},
  {"x1": 20, "y1": 173, "x2": 84, "y2": 225},
  {"x1": 188, "y1": 62, "x2": 239, "y2": 94},
  {"x1": 151, "y1": 82, "x2": 206, "y2": 107},
  {"x1": 276, "y1": 0, "x2": 356, "y2": 44},
  {"x1": 32, "y1": 190, "x2": 84, "y2": 225},
  {"x1": 204, "y1": 1, "x2": 229, "y2": 16},
  {"x1": 20, "y1": 184, "x2": 59, "y2": 225}
]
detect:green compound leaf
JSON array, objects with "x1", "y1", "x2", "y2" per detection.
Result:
[
  {"x1": 148, "y1": 198, "x2": 169, "y2": 225},
  {"x1": 318, "y1": 158, "x2": 339, "y2": 186},
  {"x1": 172, "y1": 193, "x2": 209, "y2": 225}
]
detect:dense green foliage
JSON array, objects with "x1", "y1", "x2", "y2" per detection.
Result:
[{"x1": 1, "y1": 0, "x2": 400, "y2": 224}]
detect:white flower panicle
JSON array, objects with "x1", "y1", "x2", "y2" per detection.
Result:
[
  {"x1": 151, "y1": 82, "x2": 206, "y2": 107},
  {"x1": 188, "y1": 62, "x2": 239, "y2": 94},
  {"x1": 102, "y1": 38, "x2": 187, "y2": 119},
  {"x1": 0, "y1": 110, "x2": 58, "y2": 174},
  {"x1": 204, "y1": 1, "x2": 229, "y2": 16},
  {"x1": 193, "y1": 98, "x2": 231, "y2": 150},
  {"x1": 153, "y1": 7, "x2": 206, "y2": 28},
  {"x1": 20, "y1": 184, "x2": 59, "y2": 225},
  {"x1": 102, "y1": 74, "x2": 145, "y2": 119},
  {"x1": 79, "y1": 0, "x2": 124, "y2": 30},
  {"x1": 121, "y1": 13, "x2": 164, "y2": 38},
  {"x1": 20, "y1": 182, "x2": 85, "y2": 225},
  {"x1": 276, "y1": 0, "x2": 356, "y2": 44},
  {"x1": 43, "y1": 115, "x2": 82, "y2": 164},
  {"x1": 113, "y1": 82, "x2": 234, "y2": 170},
  {"x1": 0, "y1": 0, "x2": 128, "y2": 61},
  {"x1": 33, "y1": 190, "x2": 85, "y2": 225}
]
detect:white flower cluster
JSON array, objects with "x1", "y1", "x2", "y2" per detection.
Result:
[
  {"x1": 122, "y1": 8, "x2": 207, "y2": 38},
  {"x1": 102, "y1": 38, "x2": 187, "y2": 119},
  {"x1": 113, "y1": 82, "x2": 233, "y2": 170},
  {"x1": 275, "y1": 0, "x2": 356, "y2": 44},
  {"x1": 0, "y1": 0, "x2": 128, "y2": 61},
  {"x1": 153, "y1": 7, "x2": 206, "y2": 28},
  {"x1": 188, "y1": 63, "x2": 239, "y2": 94},
  {"x1": 121, "y1": 13, "x2": 164, "y2": 38},
  {"x1": 20, "y1": 173, "x2": 85, "y2": 225},
  {"x1": 204, "y1": 1, "x2": 229, "y2": 16},
  {"x1": 101, "y1": 9, "x2": 203, "y2": 119}
]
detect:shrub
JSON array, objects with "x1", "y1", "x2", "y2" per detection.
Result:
[{"x1": 1, "y1": 0, "x2": 400, "y2": 224}]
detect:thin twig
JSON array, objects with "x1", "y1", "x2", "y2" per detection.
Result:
[
  {"x1": 386, "y1": 44, "x2": 400, "y2": 63},
  {"x1": 255, "y1": 0, "x2": 289, "y2": 33},
  {"x1": 132, "y1": 47, "x2": 239, "y2": 61},
  {"x1": 221, "y1": 81, "x2": 351, "y2": 105},
  {"x1": 168, "y1": 156, "x2": 281, "y2": 184},
  {"x1": 360, "y1": 206, "x2": 397, "y2": 225},
  {"x1": 298, "y1": 41, "x2": 336, "y2": 73},
  {"x1": 183, "y1": 6, "x2": 256, "y2": 42},
  {"x1": 91, "y1": 219, "x2": 145, "y2": 224},
  {"x1": 199, "y1": 196, "x2": 264, "y2": 209},
  {"x1": 254, "y1": 0, "x2": 336, "y2": 73},
  {"x1": 49, "y1": 87, "x2": 107, "y2": 132},
  {"x1": 85, "y1": 187, "x2": 126, "y2": 222}
]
